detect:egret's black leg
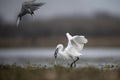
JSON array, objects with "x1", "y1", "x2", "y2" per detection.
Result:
[
  {"x1": 70, "y1": 57, "x2": 79, "y2": 68},
  {"x1": 74, "y1": 62, "x2": 76, "y2": 67},
  {"x1": 71, "y1": 58, "x2": 76, "y2": 67}
]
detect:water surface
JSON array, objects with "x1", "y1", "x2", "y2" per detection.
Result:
[{"x1": 0, "y1": 47, "x2": 120, "y2": 67}]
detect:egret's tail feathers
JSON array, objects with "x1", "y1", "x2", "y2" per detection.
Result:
[{"x1": 16, "y1": 17, "x2": 20, "y2": 27}]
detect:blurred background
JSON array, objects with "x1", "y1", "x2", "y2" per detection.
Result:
[
  {"x1": 0, "y1": 0, "x2": 120, "y2": 65},
  {"x1": 0, "y1": 0, "x2": 120, "y2": 47}
]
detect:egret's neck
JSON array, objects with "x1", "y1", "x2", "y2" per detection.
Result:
[
  {"x1": 57, "y1": 45, "x2": 64, "y2": 55},
  {"x1": 58, "y1": 44, "x2": 69, "y2": 59}
]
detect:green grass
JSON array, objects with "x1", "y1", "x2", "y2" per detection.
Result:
[{"x1": 0, "y1": 64, "x2": 120, "y2": 80}]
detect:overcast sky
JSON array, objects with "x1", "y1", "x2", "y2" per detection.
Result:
[{"x1": 0, "y1": 0, "x2": 120, "y2": 23}]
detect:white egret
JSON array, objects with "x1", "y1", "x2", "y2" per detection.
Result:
[
  {"x1": 17, "y1": 0, "x2": 45, "y2": 26},
  {"x1": 54, "y1": 33, "x2": 88, "y2": 68}
]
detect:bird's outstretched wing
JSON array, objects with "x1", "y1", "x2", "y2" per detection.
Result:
[
  {"x1": 20, "y1": 1, "x2": 32, "y2": 16},
  {"x1": 70, "y1": 36, "x2": 88, "y2": 52},
  {"x1": 19, "y1": 1, "x2": 45, "y2": 17},
  {"x1": 29, "y1": 3, "x2": 45, "y2": 11},
  {"x1": 66, "y1": 33, "x2": 72, "y2": 47},
  {"x1": 24, "y1": 0, "x2": 36, "y2": 4},
  {"x1": 22, "y1": 1, "x2": 45, "y2": 12}
]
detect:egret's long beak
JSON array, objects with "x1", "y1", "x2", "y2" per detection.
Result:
[{"x1": 54, "y1": 48, "x2": 58, "y2": 65}]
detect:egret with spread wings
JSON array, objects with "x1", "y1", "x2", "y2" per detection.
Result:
[
  {"x1": 17, "y1": 0, "x2": 45, "y2": 26},
  {"x1": 54, "y1": 33, "x2": 88, "y2": 68}
]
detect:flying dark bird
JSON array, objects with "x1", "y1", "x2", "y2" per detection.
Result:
[
  {"x1": 54, "y1": 33, "x2": 88, "y2": 68},
  {"x1": 17, "y1": 0, "x2": 45, "y2": 26}
]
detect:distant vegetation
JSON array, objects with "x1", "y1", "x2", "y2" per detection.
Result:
[{"x1": 0, "y1": 13, "x2": 120, "y2": 47}]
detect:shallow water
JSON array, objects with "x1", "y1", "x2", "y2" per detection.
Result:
[
  {"x1": 0, "y1": 47, "x2": 120, "y2": 57},
  {"x1": 0, "y1": 47, "x2": 120, "y2": 67}
]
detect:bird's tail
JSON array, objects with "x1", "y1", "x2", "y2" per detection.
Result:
[{"x1": 16, "y1": 17, "x2": 20, "y2": 27}]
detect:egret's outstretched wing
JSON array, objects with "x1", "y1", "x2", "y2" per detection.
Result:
[
  {"x1": 66, "y1": 33, "x2": 72, "y2": 40},
  {"x1": 66, "y1": 33, "x2": 72, "y2": 47},
  {"x1": 70, "y1": 36, "x2": 88, "y2": 52}
]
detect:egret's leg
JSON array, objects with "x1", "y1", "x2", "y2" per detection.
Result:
[
  {"x1": 70, "y1": 57, "x2": 79, "y2": 68},
  {"x1": 54, "y1": 59, "x2": 57, "y2": 65},
  {"x1": 72, "y1": 58, "x2": 76, "y2": 67},
  {"x1": 71, "y1": 58, "x2": 75, "y2": 68},
  {"x1": 75, "y1": 57, "x2": 79, "y2": 67},
  {"x1": 70, "y1": 60, "x2": 74, "y2": 68},
  {"x1": 74, "y1": 62, "x2": 76, "y2": 67}
]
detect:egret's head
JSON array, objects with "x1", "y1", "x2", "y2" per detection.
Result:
[
  {"x1": 79, "y1": 36, "x2": 88, "y2": 44},
  {"x1": 54, "y1": 44, "x2": 63, "y2": 64},
  {"x1": 55, "y1": 44, "x2": 63, "y2": 56},
  {"x1": 54, "y1": 44, "x2": 63, "y2": 58},
  {"x1": 56, "y1": 44, "x2": 63, "y2": 49}
]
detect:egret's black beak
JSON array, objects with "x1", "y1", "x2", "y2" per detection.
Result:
[
  {"x1": 54, "y1": 48, "x2": 58, "y2": 65},
  {"x1": 54, "y1": 48, "x2": 58, "y2": 59}
]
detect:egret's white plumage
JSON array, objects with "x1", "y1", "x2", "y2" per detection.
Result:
[{"x1": 54, "y1": 33, "x2": 88, "y2": 67}]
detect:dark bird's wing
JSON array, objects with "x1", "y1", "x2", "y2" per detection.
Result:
[
  {"x1": 29, "y1": 2, "x2": 45, "y2": 11},
  {"x1": 20, "y1": 1, "x2": 32, "y2": 16},
  {"x1": 22, "y1": 0, "x2": 45, "y2": 11},
  {"x1": 17, "y1": 0, "x2": 45, "y2": 26},
  {"x1": 20, "y1": 0, "x2": 45, "y2": 15}
]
